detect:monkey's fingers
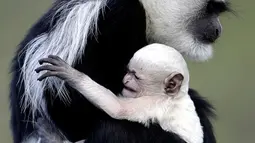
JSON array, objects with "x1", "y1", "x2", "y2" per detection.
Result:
[
  {"x1": 37, "y1": 71, "x2": 59, "y2": 81},
  {"x1": 48, "y1": 55, "x2": 67, "y2": 65},
  {"x1": 39, "y1": 58, "x2": 60, "y2": 66},
  {"x1": 35, "y1": 65, "x2": 61, "y2": 73}
]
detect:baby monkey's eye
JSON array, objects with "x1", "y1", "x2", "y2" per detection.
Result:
[
  {"x1": 134, "y1": 74, "x2": 141, "y2": 80},
  {"x1": 125, "y1": 67, "x2": 141, "y2": 80}
]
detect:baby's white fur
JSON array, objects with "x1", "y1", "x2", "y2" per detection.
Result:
[
  {"x1": 120, "y1": 44, "x2": 203, "y2": 143},
  {"x1": 130, "y1": 44, "x2": 190, "y2": 94},
  {"x1": 159, "y1": 96, "x2": 203, "y2": 143},
  {"x1": 115, "y1": 94, "x2": 203, "y2": 143}
]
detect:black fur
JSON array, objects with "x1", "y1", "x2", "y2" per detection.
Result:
[
  {"x1": 10, "y1": 0, "x2": 216, "y2": 142},
  {"x1": 206, "y1": 0, "x2": 232, "y2": 15}
]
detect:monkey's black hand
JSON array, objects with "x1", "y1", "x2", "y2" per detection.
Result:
[{"x1": 35, "y1": 55, "x2": 81, "y2": 82}]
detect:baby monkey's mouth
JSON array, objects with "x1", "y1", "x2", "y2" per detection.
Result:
[{"x1": 124, "y1": 86, "x2": 136, "y2": 92}]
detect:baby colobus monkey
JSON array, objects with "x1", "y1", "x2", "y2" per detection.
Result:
[{"x1": 35, "y1": 43, "x2": 203, "y2": 143}]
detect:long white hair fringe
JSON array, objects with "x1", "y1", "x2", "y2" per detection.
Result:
[{"x1": 19, "y1": 0, "x2": 107, "y2": 121}]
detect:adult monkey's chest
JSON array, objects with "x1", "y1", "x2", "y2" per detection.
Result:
[
  {"x1": 78, "y1": 0, "x2": 148, "y2": 94},
  {"x1": 85, "y1": 119, "x2": 187, "y2": 143}
]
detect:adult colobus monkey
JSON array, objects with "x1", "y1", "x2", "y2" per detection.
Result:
[{"x1": 10, "y1": 0, "x2": 231, "y2": 142}]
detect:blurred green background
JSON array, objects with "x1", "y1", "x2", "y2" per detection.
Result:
[{"x1": 0, "y1": 0, "x2": 254, "y2": 142}]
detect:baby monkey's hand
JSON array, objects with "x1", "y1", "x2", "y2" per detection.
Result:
[{"x1": 35, "y1": 55, "x2": 83, "y2": 83}]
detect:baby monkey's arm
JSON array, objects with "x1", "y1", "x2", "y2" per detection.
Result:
[{"x1": 35, "y1": 55, "x2": 153, "y2": 122}]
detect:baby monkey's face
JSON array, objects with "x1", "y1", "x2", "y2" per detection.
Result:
[
  {"x1": 121, "y1": 53, "x2": 187, "y2": 98},
  {"x1": 121, "y1": 44, "x2": 190, "y2": 98},
  {"x1": 121, "y1": 67, "x2": 143, "y2": 98},
  {"x1": 121, "y1": 58, "x2": 167, "y2": 98}
]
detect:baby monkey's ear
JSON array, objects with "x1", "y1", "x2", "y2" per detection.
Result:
[{"x1": 164, "y1": 72, "x2": 184, "y2": 96}]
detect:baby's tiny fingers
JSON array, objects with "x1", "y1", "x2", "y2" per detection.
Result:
[
  {"x1": 39, "y1": 58, "x2": 59, "y2": 66},
  {"x1": 48, "y1": 55, "x2": 65, "y2": 62},
  {"x1": 35, "y1": 65, "x2": 60, "y2": 73},
  {"x1": 48, "y1": 55, "x2": 69, "y2": 67}
]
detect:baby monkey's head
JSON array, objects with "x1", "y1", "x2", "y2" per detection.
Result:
[{"x1": 122, "y1": 43, "x2": 190, "y2": 98}]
